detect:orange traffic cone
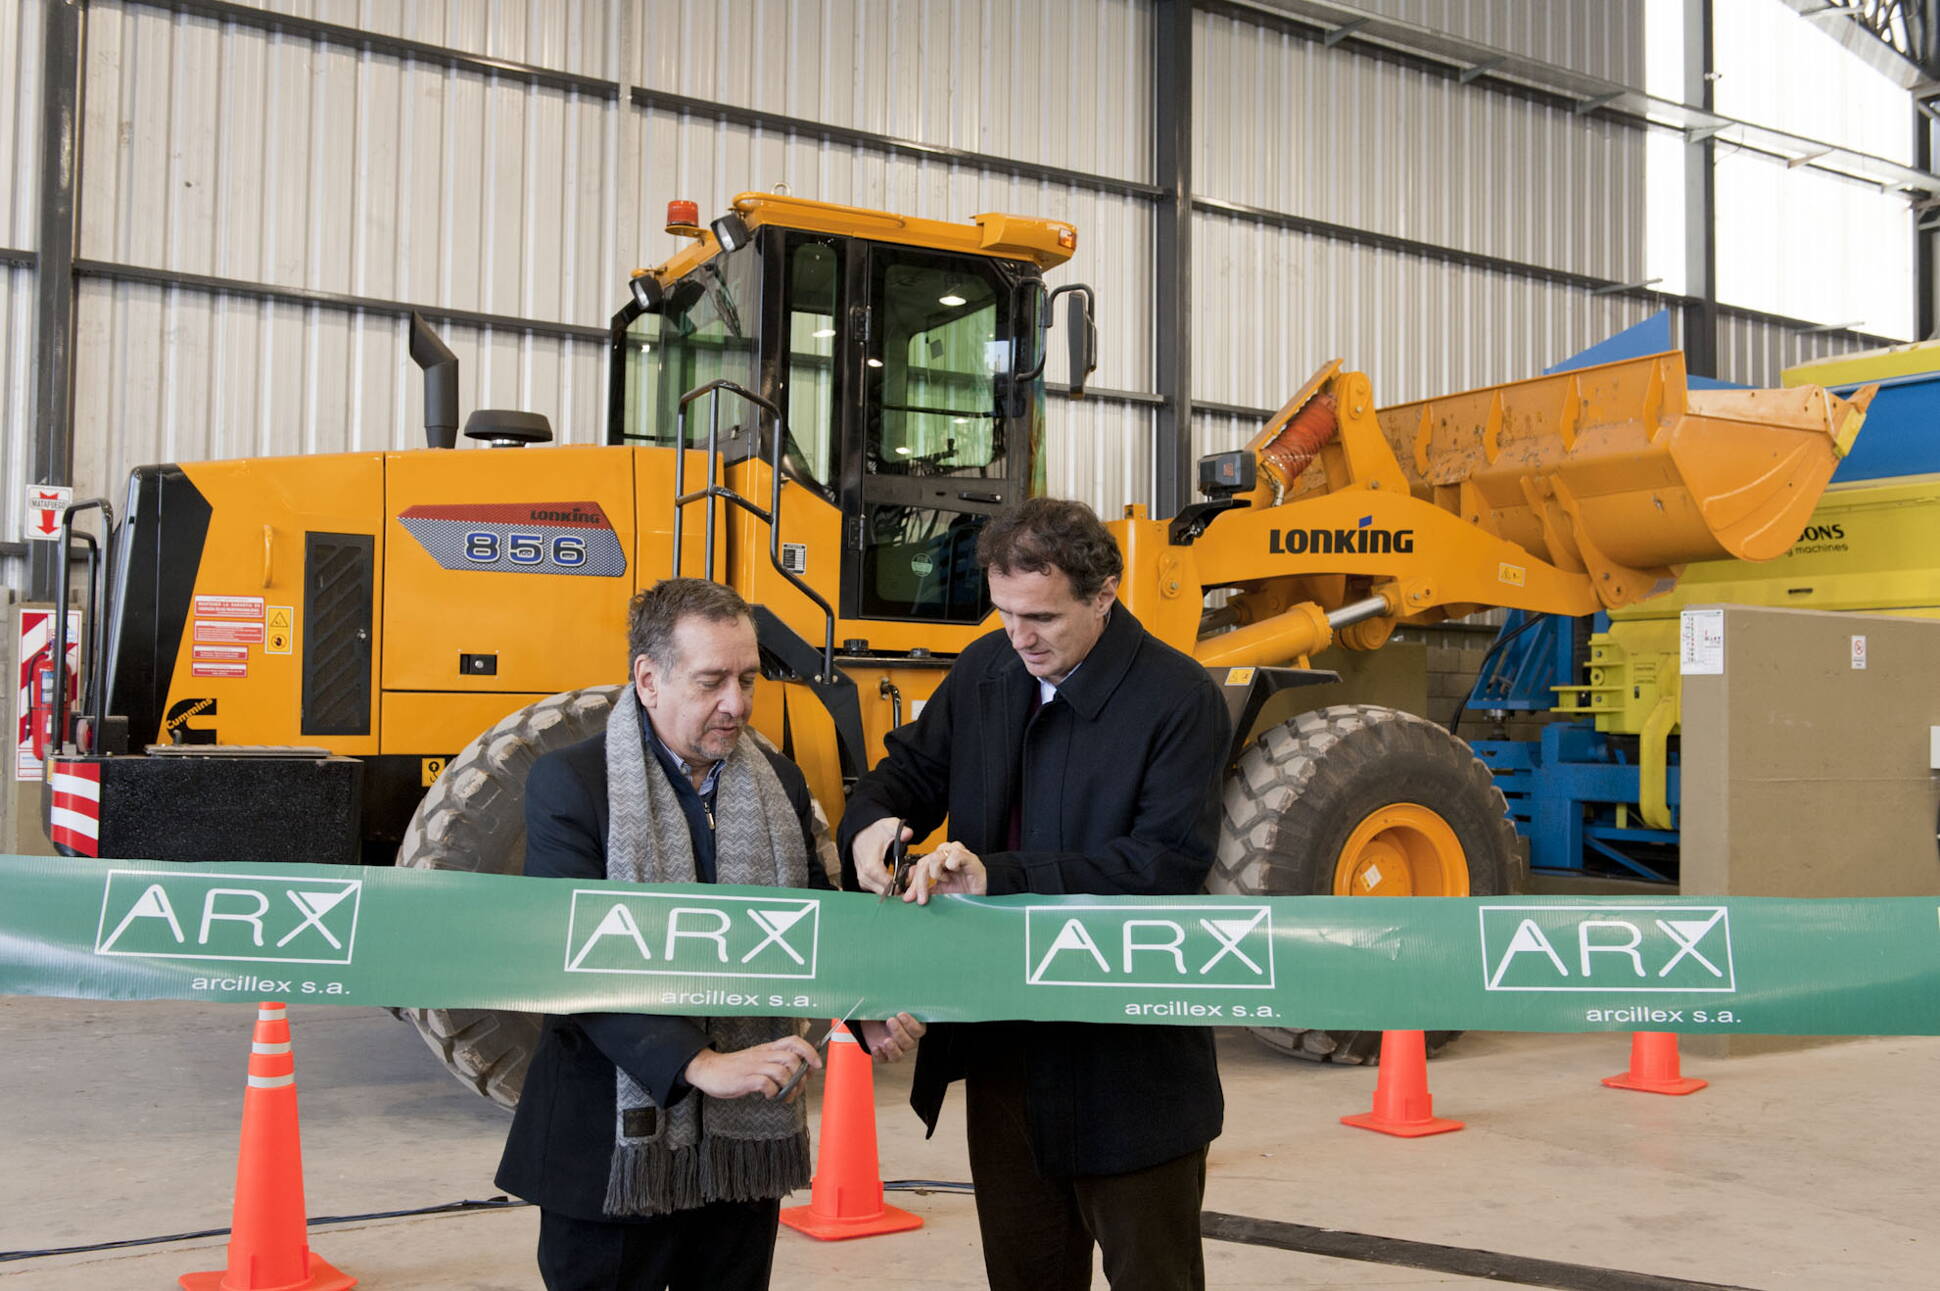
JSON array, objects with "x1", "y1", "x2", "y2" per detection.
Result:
[
  {"x1": 181, "y1": 1003, "x2": 356, "y2": 1291},
  {"x1": 1602, "y1": 1032, "x2": 1707, "y2": 1096},
  {"x1": 779, "y1": 1022, "x2": 924, "y2": 1241},
  {"x1": 1340, "y1": 1030, "x2": 1464, "y2": 1138}
]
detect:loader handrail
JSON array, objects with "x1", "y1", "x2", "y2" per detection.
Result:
[
  {"x1": 53, "y1": 498, "x2": 115, "y2": 760},
  {"x1": 671, "y1": 380, "x2": 839, "y2": 683}
]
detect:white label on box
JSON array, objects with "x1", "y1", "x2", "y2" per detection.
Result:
[
  {"x1": 1680, "y1": 608, "x2": 1725, "y2": 676},
  {"x1": 1851, "y1": 635, "x2": 1867, "y2": 670}
]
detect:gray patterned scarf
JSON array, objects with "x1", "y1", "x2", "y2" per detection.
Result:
[{"x1": 601, "y1": 694, "x2": 812, "y2": 1217}]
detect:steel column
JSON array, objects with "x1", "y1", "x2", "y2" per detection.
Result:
[
  {"x1": 1920, "y1": 96, "x2": 1937, "y2": 339},
  {"x1": 1682, "y1": 0, "x2": 1720, "y2": 377},
  {"x1": 31, "y1": 0, "x2": 82, "y2": 602},
  {"x1": 1153, "y1": 0, "x2": 1194, "y2": 519}
]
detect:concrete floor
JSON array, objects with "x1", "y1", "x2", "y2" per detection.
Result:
[{"x1": 2, "y1": 999, "x2": 1936, "y2": 1289}]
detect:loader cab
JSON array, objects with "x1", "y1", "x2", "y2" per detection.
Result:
[{"x1": 608, "y1": 207, "x2": 1055, "y2": 627}]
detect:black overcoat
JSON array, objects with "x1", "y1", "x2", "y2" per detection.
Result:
[
  {"x1": 494, "y1": 724, "x2": 827, "y2": 1221},
  {"x1": 838, "y1": 603, "x2": 1231, "y2": 1176}
]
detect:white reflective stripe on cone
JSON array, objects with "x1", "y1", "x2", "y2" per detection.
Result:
[
  {"x1": 257, "y1": 1007, "x2": 287, "y2": 1020},
  {"x1": 247, "y1": 1074, "x2": 296, "y2": 1089},
  {"x1": 252, "y1": 1042, "x2": 292, "y2": 1055},
  {"x1": 829, "y1": 1030, "x2": 859, "y2": 1045}
]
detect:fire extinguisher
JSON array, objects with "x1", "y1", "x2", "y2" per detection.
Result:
[{"x1": 29, "y1": 654, "x2": 73, "y2": 761}]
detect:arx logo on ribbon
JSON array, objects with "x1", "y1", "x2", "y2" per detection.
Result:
[
  {"x1": 1479, "y1": 905, "x2": 1735, "y2": 993},
  {"x1": 1024, "y1": 904, "x2": 1276, "y2": 989},
  {"x1": 564, "y1": 892, "x2": 820, "y2": 980},
  {"x1": 95, "y1": 871, "x2": 362, "y2": 965}
]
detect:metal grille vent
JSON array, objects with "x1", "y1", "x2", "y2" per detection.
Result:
[{"x1": 302, "y1": 533, "x2": 374, "y2": 736}]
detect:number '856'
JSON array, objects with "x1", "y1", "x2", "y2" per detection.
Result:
[{"x1": 463, "y1": 532, "x2": 587, "y2": 567}]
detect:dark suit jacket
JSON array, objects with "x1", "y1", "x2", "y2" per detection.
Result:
[
  {"x1": 837, "y1": 604, "x2": 1231, "y2": 1176},
  {"x1": 495, "y1": 721, "x2": 829, "y2": 1220}
]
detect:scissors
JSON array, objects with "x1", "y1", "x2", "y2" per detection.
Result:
[
  {"x1": 877, "y1": 819, "x2": 913, "y2": 904},
  {"x1": 776, "y1": 996, "x2": 865, "y2": 1100}
]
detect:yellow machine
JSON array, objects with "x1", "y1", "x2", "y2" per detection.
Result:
[
  {"x1": 1556, "y1": 343, "x2": 1936, "y2": 837},
  {"x1": 45, "y1": 193, "x2": 1869, "y2": 1094}
]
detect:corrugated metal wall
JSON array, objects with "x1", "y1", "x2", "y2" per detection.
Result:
[
  {"x1": 2, "y1": 0, "x2": 1921, "y2": 602},
  {"x1": 216, "y1": 0, "x2": 620, "y2": 79},
  {"x1": 1192, "y1": 212, "x2": 1664, "y2": 411},
  {"x1": 2, "y1": 0, "x2": 42, "y2": 252},
  {"x1": 69, "y1": 283, "x2": 609, "y2": 502},
  {"x1": 1, "y1": 267, "x2": 36, "y2": 548},
  {"x1": 1195, "y1": 11, "x2": 1645, "y2": 281},
  {"x1": 1716, "y1": 311, "x2": 1871, "y2": 390},
  {"x1": 634, "y1": 0, "x2": 1154, "y2": 181},
  {"x1": 79, "y1": 3, "x2": 620, "y2": 346},
  {"x1": 1, "y1": 0, "x2": 42, "y2": 552},
  {"x1": 1352, "y1": 0, "x2": 1645, "y2": 83}
]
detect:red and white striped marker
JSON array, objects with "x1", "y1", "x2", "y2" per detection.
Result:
[{"x1": 48, "y1": 759, "x2": 101, "y2": 856}]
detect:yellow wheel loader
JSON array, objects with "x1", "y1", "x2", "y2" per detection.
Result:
[{"x1": 41, "y1": 193, "x2": 1871, "y2": 1103}]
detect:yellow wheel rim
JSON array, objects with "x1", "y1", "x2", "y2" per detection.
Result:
[{"x1": 1332, "y1": 803, "x2": 1468, "y2": 896}]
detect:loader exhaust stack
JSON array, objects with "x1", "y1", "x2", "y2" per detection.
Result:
[{"x1": 409, "y1": 312, "x2": 460, "y2": 450}]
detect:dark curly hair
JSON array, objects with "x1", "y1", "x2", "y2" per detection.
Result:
[
  {"x1": 627, "y1": 578, "x2": 753, "y2": 673},
  {"x1": 976, "y1": 497, "x2": 1123, "y2": 601}
]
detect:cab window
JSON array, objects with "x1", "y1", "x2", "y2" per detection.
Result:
[{"x1": 615, "y1": 247, "x2": 759, "y2": 446}]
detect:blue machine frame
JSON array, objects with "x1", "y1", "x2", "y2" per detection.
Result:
[{"x1": 1458, "y1": 608, "x2": 1683, "y2": 884}]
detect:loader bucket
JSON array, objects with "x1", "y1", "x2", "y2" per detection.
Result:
[{"x1": 1373, "y1": 351, "x2": 1871, "y2": 575}]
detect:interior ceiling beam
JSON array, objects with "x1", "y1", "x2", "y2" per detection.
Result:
[
  {"x1": 1205, "y1": 0, "x2": 1940, "y2": 195},
  {"x1": 1780, "y1": 0, "x2": 1939, "y2": 86}
]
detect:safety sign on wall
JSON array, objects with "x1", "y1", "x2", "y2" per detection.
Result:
[
  {"x1": 15, "y1": 609, "x2": 83, "y2": 781},
  {"x1": 23, "y1": 485, "x2": 72, "y2": 543}
]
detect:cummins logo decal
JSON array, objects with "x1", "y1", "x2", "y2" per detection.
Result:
[
  {"x1": 1479, "y1": 905, "x2": 1735, "y2": 993},
  {"x1": 1268, "y1": 513, "x2": 1415, "y2": 555},
  {"x1": 564, "y1": 892, "x2": 821, "y2": 980},
  {"x1": 1025, "y1": 904, "x2": 1276, "y2": 989},
  {"x1": 398, "y1": 501, "x2": 627, "y2": 577},
  {"x1": 95, "y1": 870, "x2": 363, "y2": 966}
]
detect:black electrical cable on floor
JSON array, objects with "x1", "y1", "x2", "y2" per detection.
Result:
[
  {"x1": 0, "y1": 1184, "x2": 979, "y2": 1263},
  {"x1": 0, "y1": 1197, "x2": 530, "y2": 1263},
  {"x1": 884, "y1": 1178, "x2": 976, "y2": 1194},
  {"x1": 1201, "y1": 1212, "x2": 1765, "y2": 1291}
]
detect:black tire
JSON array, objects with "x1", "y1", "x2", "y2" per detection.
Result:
[
  {"x1": 1205, "y1": 703, "x2": 1516, "y2": 1065},
  {"x1": 393, "y1": 685, "x2": 839, "y2": 1110}
]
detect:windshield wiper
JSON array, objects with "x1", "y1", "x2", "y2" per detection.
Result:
[{"x1": 700, "y1": 262, "x2": 746, "y2": 339}]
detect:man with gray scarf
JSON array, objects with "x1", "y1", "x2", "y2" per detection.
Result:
[{"x1": 497, "y1": 578, "x2": 924, "y2": 1290}]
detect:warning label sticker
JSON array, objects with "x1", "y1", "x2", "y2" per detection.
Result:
[
  {"x1": 191, "y1": 662, "x2": 248, "y2": 679},
  {"x1": 194, "y1": 596, "x2": 265, "y2": 620},
  {"x1": 195, "y1": 622, "x2": 265, "y2": 646},
  {"x1": 265, "y1": 606, "x2": 294, "y2": 655},
  {"x1": 192, "y1": 646, "x2": 248, "y2": 662}
]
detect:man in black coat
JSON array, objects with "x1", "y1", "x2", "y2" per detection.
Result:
[
  {"x1": 839, "y1": 498, "x2": 1232, "y2": 1291},
  {"x1": 498, "y1": 578, "x2": 922, "y2": 1291}
]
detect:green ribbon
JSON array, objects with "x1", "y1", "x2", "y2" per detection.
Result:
[{"x1": 3, "y1": 854, "x2": 1937, "y2": 1035}]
